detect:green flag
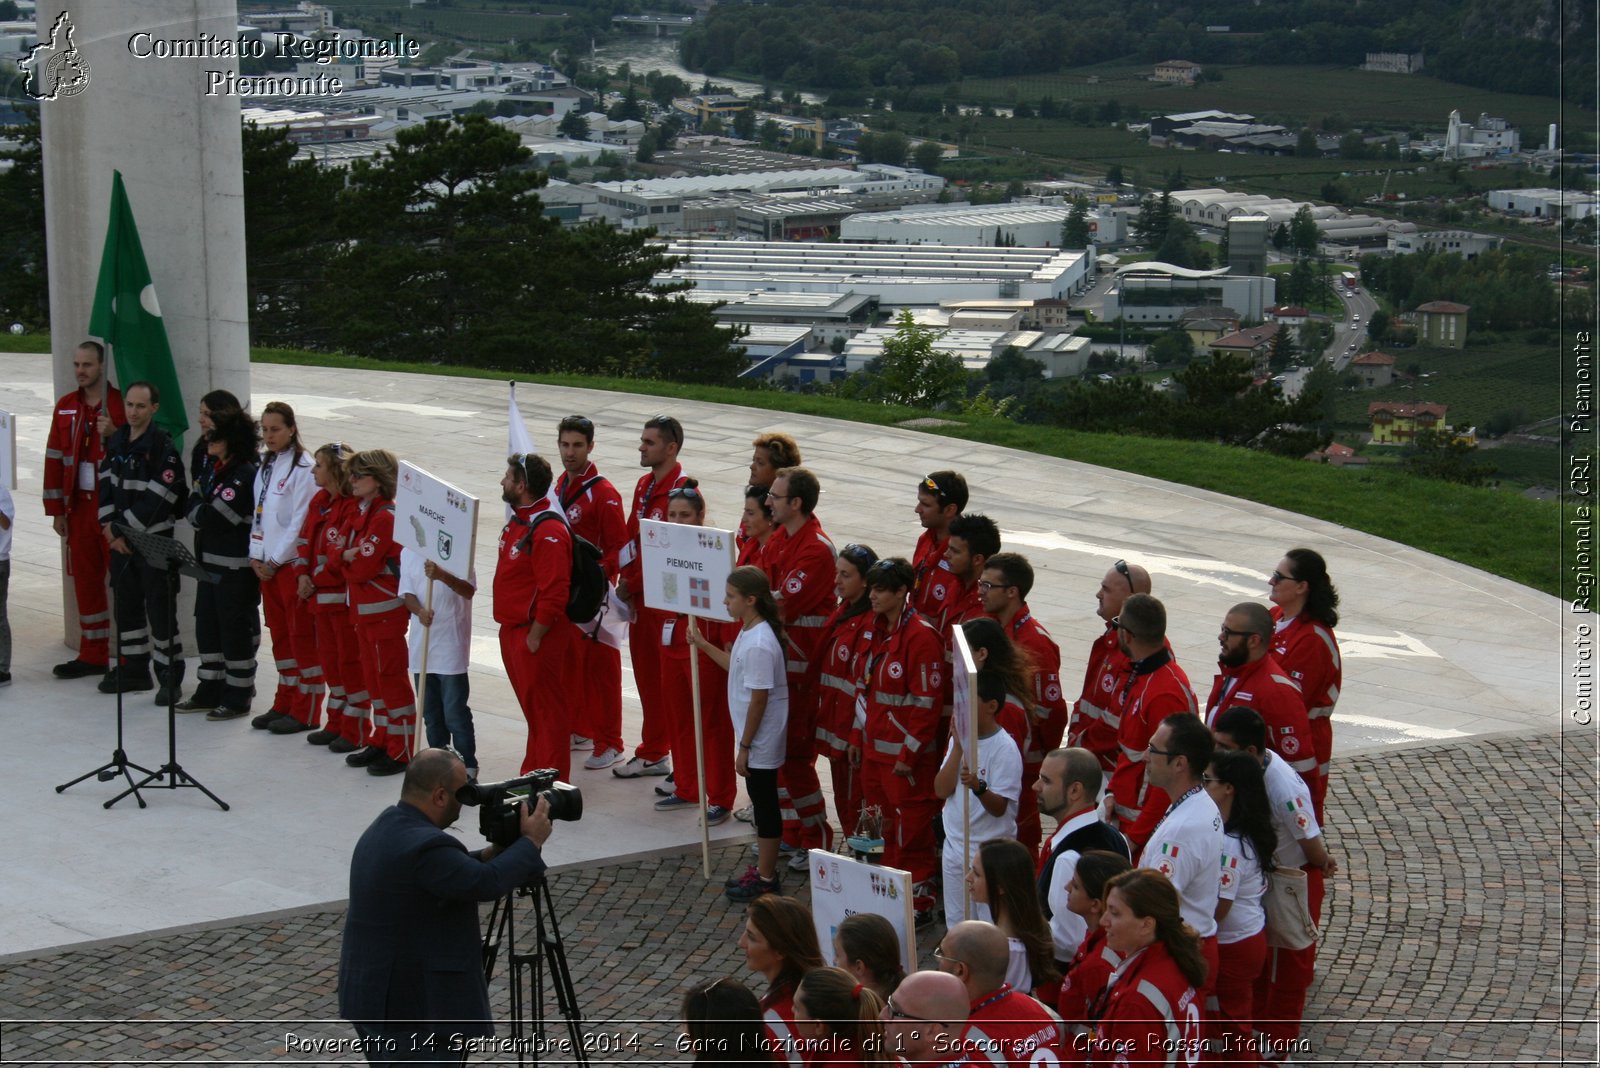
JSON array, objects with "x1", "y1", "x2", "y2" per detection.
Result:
[{"x1": 88, "y1": 170, "x2": 188, "y2": 447}]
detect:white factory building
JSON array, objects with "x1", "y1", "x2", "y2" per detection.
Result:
[
  {"x1": 656, "y1": 240, "x2": 1091, "y2": 306},
  {"x1": 840, "y1": 202, "x2": 1072, "y2": 247},
  {"x1": 1486, "y1": 188, "x2": 1600, "y2": 220},
  {"x1": 1105, "y1": 262, "x2": 1275, "y2": 323}
]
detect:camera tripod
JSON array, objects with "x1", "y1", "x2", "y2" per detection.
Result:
[{"x1": 482, "y1": 875, "x2": 587, "y2": 1067}]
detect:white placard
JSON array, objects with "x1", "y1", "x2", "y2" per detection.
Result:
[
  {"x1": 810, "y1": 852, "x2": 917, "y2": 977},
  {"x1": 0, "y1": 408, "x2": 14, "y2": 490},
  {"x1": 396, "y1": 461, "x2": 479, "y2": 576},
  {"x1": 951, "y1": 624, "x2": 978, "y2": 758},
  {"x1": 639, "y1": 518, "x2": 736, "y2": 622}
]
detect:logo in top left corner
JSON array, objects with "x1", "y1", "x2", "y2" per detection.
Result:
[{"x1": 20, "y1": 11, "x2": 92, "y2": 101}]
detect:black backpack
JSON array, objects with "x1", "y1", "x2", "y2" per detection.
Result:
[{"x1": 515, "y1": 476, "x2": 609, "y2": 627}]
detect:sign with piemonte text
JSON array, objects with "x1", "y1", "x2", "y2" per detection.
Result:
[
  {"x1": 810, "y1": 851, "x2": 917, "y2": 976},
  {"x1": 396, "y1": 461, "x2": 479, "y2": 576},
  {"x1": 639, "y1": 518, "x2": 737, "y2": 622}
]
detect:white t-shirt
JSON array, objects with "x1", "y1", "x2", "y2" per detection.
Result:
[
  {"x1": 1140, "y1": 786, "x2": 1224, "y2": 940},
  {"x1": 728, "y1": 621, "x2": 789, "y2": 769},
  {"x1": 0, "y1": 483, "x2": 13, "y2": 560},
  {"x1": 941, "y1": 727, "x2": 1023, "y2": 844},
  {"x1": 398, "y1": 547, "x2": 475, "y2": 676},
  {"x1": 1263, "y1": 752, "x2": 1321, "y2": 869},
  {"x1": 1005, "y1": 936, "x2": 1033, "y2": 995},
  {"x1": 1216, "y1": 830, "x2": 1268, "y2": 944}
]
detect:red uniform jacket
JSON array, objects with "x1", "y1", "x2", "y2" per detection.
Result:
[
  {"x1": 964, "y1": 985, "x2": 1066, "y2": 1066},
  {"x1": 43, "y1": 384, "x2": 124, "y2": 516},
  {"x1": 494, "y1": 499, "x2": 573, "y2": 631},
  {"x1": 857, "y1": 606, "x2": 944, "y2": 767},
  {"x1": 812, "y1": 601, "x2": 875, "y2": 757},
  {"x1": 1108, "y1": 650, "x2": 1195, "y2": 842},
  {"x1": 294, "y1": 490, "x2": 353, "y2": 615},
  {"x1": 1059, "y1": 925, "x2": 1121, "y2": 1027},
  {"x1": 763, "y1": 514, "x2": 837, "y2": 672},
  {"x1": 1269, "y1": 609, "x2": 1341, "y2": 724},
  {"x1": 737, "y1": 533, "x2": 769, "y2": 570},
  {"x1": 911, "y1": 529, "x2": 950, "y2": 618},
  {"x1": 554, "y1": 463, "x2": 627, "y2": 580},
  {"x1": 332, "y1": 497, "x2": 406, "y2": 636},
  {"x1": 1205, "y1": 653, "x2": 1315, "y2": 778},
  {"x1": 1087, "y1": 941, "x2": 1202, "y2": 1067},
  {"x1": 1073, "y1": 624, "x2": 1128, "y2": 772},
  {"x1": 1005, "y1": 608, "x2": 1070, "y2": 763},
  {"x1": 619, "y1": 463, "x2": 686, "y2": 595}
]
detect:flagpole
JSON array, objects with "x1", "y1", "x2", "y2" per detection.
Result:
[{"x1": 691, "y1": 638, "x2": 711, "y2": 879}]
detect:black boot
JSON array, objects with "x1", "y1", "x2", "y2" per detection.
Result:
[
  {"x1": 99, "y1": 659, "x2": 154, "y2": 694},
  {"x1": 153, "y1": 660, "x2": 186, "y2": 707}
]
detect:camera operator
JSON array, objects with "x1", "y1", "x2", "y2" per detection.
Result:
[{"x1": 339, "y1": 748, "x2": 553, "y2": 1066}]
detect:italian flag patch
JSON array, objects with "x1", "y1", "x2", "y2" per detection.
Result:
[{"x1": 1160, "y1": 842, "x2": 1180, "y2": 858}]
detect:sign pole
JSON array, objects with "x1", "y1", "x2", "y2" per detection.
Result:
[
  {"x1": 690, "y1": 641, "x2": 712, "y2": 879},
  {"x1": 412, "y1": 578, "x2": 433, "y2": 760}
]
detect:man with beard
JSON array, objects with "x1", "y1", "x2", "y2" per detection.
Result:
[{"x1": 1203, "y1": 602, "x2": 1318, "y2": 790}]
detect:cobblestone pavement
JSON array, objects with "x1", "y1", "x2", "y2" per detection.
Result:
[{"x1": 2, "y1": 731, "x2": 1595, "y2": 1065}]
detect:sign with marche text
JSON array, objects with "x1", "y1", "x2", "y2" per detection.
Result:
[
  {"x1": 396, "y1": 460, "x2": 479, "y2": 576},
  {"x1": 640, "y1": 518, "x2": 736, "y2": 622}
]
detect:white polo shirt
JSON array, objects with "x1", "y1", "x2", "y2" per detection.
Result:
[
  {"x1": 1262, "y1": 751, "x2": 1321, "y2": 870},
  {"x1": 1216, "y1": 830, "x2": 1268, "y2": 944},
  {"x1": 1139, "y1": 784, "x2": 1224, "y2": 939}
]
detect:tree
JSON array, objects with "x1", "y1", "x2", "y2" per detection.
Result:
[
  {"x1": 1295, "y1": 128, "x2": 1319, "y2": 157},
  {"x1": 1105, "y1": 163, "x2": 1124, "y2": 188},
  {"x1": 1405, "y1": 429, "x2": 1494, "y2": 486},
  {"x1": 912, "y1": 140, "x2": 944, "y2": 174},
  {"x1": 241, "y1": 123, "x2": 344, "y2": 348},
  {"x1": 759, "y1": 119, "x2": 783, "y2": 151},
  {"x1": 1338, "y1": 130, "x2": 1366, "y2": 160},
  {"x1": 0, "y1": 114, "x2": 48, "y2": 330},
  {"x1": 1061, "y1": 197, "x2": 1091, "y2": 249},
  {"x1": 608, "y1": 84, "x2": 645, "y2": 122},
  {"x1": 848, "y1": 310, "x2": 967, "y2": 409},
  {"x1": 1267, "y1": 327, "x2": 1296, "y2": 371},
  {"x1": 1271, "y1": 223, "x2": 1289, "y2": 251},
  {"x1": 732, "y1": 106, "x2": 756, "y2": 140},
  {"x1": 636, "y1": 132, "x2": 658, "y2": 163},
  {"x1": 649, "y1": 73, "x2": 691, "y2": 108},
  {"x1": 1367, "y1": 307, "x2": 1390, "y2": 343},
  {"x1": 1149, "y1": 326, "x2": 1195, "y2": 366},
  {"x1": 558, "y1": 110, "x2": 590, "y2": 141},
  {"x1": 1289, "y1": 206, "x2": 1319, "y2": 258},
  {"x1": 1133, "y1": 193, "x2": 1173, "y2": 247}
]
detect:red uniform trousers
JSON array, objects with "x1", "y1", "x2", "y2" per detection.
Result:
[
  {"x1": 826, "y1": 751, "x2": 864, "y2": 840},
  {"x1": 1253, "y1": 867, "x2": 1324, "y2": 1055},
  {"x1": 576, "y1": 637, "x2": 624, "y2": 755},
  {"x1": 502, "y1": 621, "x2": 576, "y2": 779},
  {"x1": 65, "y1": 493, "x2": 112, "y2": 664},
  {"x1": 661, "y1": 649, "x2": 736, "y2": 808},
  {"x1": 334, "y1": 612, "x2": 372, "y2": 746},
  {"x1": 1213, "y1": 930, "x2": 1267, "y2": 1065},
  {"x1": 628, "y1": 605, "x2": 672, "y2": 762},
  {"x1": 355, "y1": 620, "x2": 415, "y2": 761},
  {"x1": 867, "y1": 753, "x2": 941, "y2": 899},
  {"x1": 1309, "y1": 720, "x2": 1332, "y2": 821},
  {"x1": 311, "y1": 611, "x2": 357, "y2": 744},
  {"x1": 779, "y1": 675, "x2": 830, "y2": 850},
  {"x1": 264, "y1": 567, "x2": 322, "y2": 725}
]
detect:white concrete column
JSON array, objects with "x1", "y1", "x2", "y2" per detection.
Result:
[{"x1": 38, "y1": 0, "x2": 250, "y2": 651}]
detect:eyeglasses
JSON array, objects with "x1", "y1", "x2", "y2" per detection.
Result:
[
  {"x1": 1110, "y1": 615, "x2": 1128, "y2": 631},
  {"x1": 840, "y1": 543, "x2": 876, "y2": 567},
  {"x1": 1269, "y1": 570, "x2": 1297, "y2": 585},
  {"x1": 931, "y1": 946, "x2": 964, "y2": 968},
  {"x1": 1114, "y1": 559, "x2": 1133, "y2": 590},
  {"x1": 319, "y1": 442, "x2": 350, "y2": 455},
  {"x1": 646, "y1": 415, "x2": 683, "y2": 447},
  {"x1": 920, "y1": 474, "x2": 949, "y2": 504},
  {"x1": 1201, "y1": 774, "x2": 1220, "y2": 785},
  {"x1": 884, "y1": 995, "x2": 939, "y2": 1023},
  {"x1": 1146, "y1": 742, "x2": 1177, "y2": 758},
  {"x1": 564, "y1": 416, "x2": 594, "y2": 432},
  {"x1": 1219, "y1": 625, "x2": 1252, "y2": 640},
  {"x1": 764, "y1": 489, "x2": 794, "y2": 502},
  {"x1": 976, "y1": 579, "x2": 1014, "y2": 593},
  {"x1": 668, "y1": 486, "x2": 702, "y2": 501}
]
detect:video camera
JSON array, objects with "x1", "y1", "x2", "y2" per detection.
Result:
[{"x1": 457, "y1": 769, "x2": 583, "y2": 849}]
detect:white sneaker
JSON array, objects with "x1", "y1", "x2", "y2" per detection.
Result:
[
  {"x1": 570, "y1": 734, "x2": 594, "y2": 751},
  {"x1": 787, "y1": 848, "x2": 811, "y2": 872},
  {"x1": 612, "y1": 754, "x2": 672, "y2": 779},
  {"x1": 584, "y1": 746, "x2": 624, "y2": 771},
  {"x1": 733, "y1": 805, "x2": 755, "y2": 823}
]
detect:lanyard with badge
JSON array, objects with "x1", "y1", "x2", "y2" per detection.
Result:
[{"x1": 251, "y1": 451, "x2": 276, "y2": 552}]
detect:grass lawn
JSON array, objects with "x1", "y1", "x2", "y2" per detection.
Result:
[
  {"x1": 244, "y1": 346, "x2": 1560, "y2": 595},
  {"x1": 1333, "y1": 337, "x2": 1561, "y2": 431}
]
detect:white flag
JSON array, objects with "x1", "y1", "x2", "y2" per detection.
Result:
[{"x1": 507, "y1": 381, "x2": 536, "y2": 519}]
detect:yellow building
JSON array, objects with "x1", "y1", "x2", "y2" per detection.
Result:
[{"x1": 1368, "y1": 402, "x2": 1448, "y2": 444}]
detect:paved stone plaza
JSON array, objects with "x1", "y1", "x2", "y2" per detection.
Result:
[{"x1": 0, "y1": 732, "x2": 1593, "y2": 1064}]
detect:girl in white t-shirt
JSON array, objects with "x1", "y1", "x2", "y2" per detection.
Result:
[
  {"x1": 934, "y1": 670, "x2": 1023, "y2": 930},
  {"x1": 1204, "y1": 749, "x2": 1278, "y2": 1059},
  {"x1": 690, "y1": 564, "x2": 789, "y2": 901}
]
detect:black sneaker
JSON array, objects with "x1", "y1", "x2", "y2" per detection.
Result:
[
  {"x1": 366, "y1": 752, "x2": 407, "y2": 776},
  {"x1": 206, "y1": 706, "x2": 249, "y2": 721},
  {"x1": 345, "y1": 745, "x2": 384, "y2": 768},
  {"x1": 725, "y1": 869, "x2": 781, "y2": 902},
  {"x1": 269, "y1": 716, "x2": 313, "y2": 735},
  {"x1": 154, "y1": 684, "x2": 179, "y2": 707},
  {"x1": 328, "y1": 736, "x2": 358, "y2": 754},
  {"x1": 175, "y1": 696, "x2": 217, "y2": 714},
  {"x1": 98, "y1": 667, "x2": 153, "y2": 694},
  {"x1": 306, "y1": 729, "x2": 339, "y2": 746},
  {"x1": 54, "y1": 659, "x2": 108, "y2": 679},
  {"x1": 0, "y1": 671, "x2": 11, "y2": 686},
  {"x1": 725, "y1": 863, "x2": 761, "y2": 889},
  {"x1": 252, "y1": 710, "x2": 292, "y2": 730}
]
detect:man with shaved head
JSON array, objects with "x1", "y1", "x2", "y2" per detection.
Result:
[
  {"x1": 1204, "y1": 602, "x2": 1318, "y2": 790},
  {"x1": 937, "y1": 920, "x2": 1064, "y2": 1064},
  {"x1": 1035, "y1": 747, "x2": 1130, "y2": 967},
  {"x1": 339, "y1": 748, "x2": 553, "y2": 1064},
  {"x1": 881, "y1": 970, "x2": 971, "y2": 1066},
  {"x1": 1070, "y1": 559, "x2": 1152, "y2": 773}
]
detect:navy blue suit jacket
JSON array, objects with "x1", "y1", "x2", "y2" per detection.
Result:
[{"x1": 338, "y1": 801, "x2": 546, "y2": 1038}]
